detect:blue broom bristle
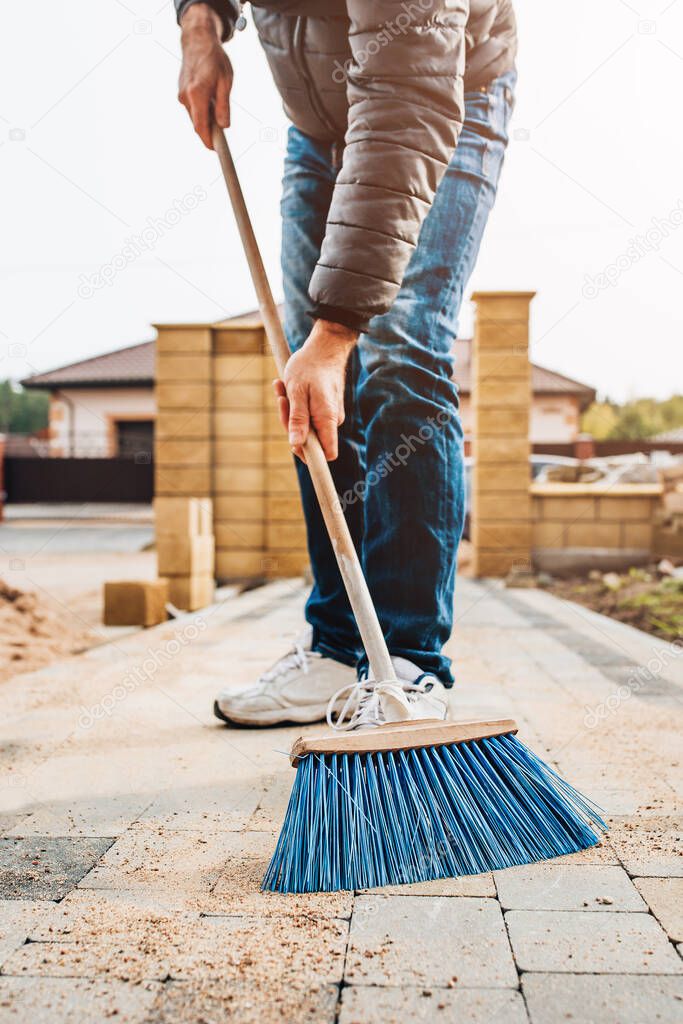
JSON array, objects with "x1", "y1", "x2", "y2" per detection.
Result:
[{"x1": 261, "y1": 733, "x2": 607, "y2": 894}]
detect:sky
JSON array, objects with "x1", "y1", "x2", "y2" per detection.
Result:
[{"x1": 1, "y1": 0, "x2": 681, "y2": 402}]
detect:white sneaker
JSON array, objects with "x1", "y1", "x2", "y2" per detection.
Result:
[
  {"x1": 213, "y1": 629, "x2": 355, "y2": 727},
  {"x1": 326, "y1": 657, "x2": 451, "y2": 731}
]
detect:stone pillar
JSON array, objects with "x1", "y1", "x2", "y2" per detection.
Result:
[
  {"x1": 154, "y1": 316, "x2": 309, "y2": 584},
  {"x1": 470, "y1": 291, "x2": 535, "y2": 577}
]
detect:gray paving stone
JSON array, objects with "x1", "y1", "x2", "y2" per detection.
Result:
[
  {"x1": 609, "y1": 817, "x2": 683, "y2": 876},
  {"x1": 0, "y1": 837, "x2": 113, "y2": 899},
  {"x1": 2, "y1": 915, "x2": 348, "y2": 984},
  {"x1": 346, "y1": 896, "x2": 517, "y2": 988},
  {"x1": 0, "y1": 977, "x2": 161, "y2": 1023},
  {"x1": 634, "y1": 877, "x2": 683, "y2": 942},
  {"x1": 78, "y1": 827, "x2": 240, "y2": 893},
  {"x1": 506, "y1": 910, "x2": 683, "y2": 974},
  {"x1": 146, "y1": 979, "x2": 339, "y2": 1024},
  {"x1": 522, "y1": 973, "x2": 683, "y2": 1024},
  {"x1": 357, "y1": 873, "x2": 496, "y2": 898},
  {"x1": 0, "y1": 900, "x2": 54, "y2": 968},
  {"x1": 495, "y1": 864, "x2": 646, "y2": 912},
  {"x1": 339, "y1": 986, "x2": 528, "y2": 1024}
]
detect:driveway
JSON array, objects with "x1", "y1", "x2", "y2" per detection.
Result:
[{"x1": 0, "y1": 578, "x2": 681, "y2": 1022}]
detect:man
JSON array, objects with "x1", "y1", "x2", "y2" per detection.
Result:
[{"x1": 175, "y1": 0, "x2": 517, "y2": 729}]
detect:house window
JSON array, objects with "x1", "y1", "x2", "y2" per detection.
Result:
[{"x1": 115, "y1": 420, "x2": 154, "y2": 459}]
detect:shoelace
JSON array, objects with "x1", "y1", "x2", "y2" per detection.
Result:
[
  {"x1": 326, "y1": 677, "x2": 434, "y2": 731},
  {"x1": 256, "y1": 643, "x2": 320, "y2": 688}
]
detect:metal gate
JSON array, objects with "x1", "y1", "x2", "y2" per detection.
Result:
[{"x1": 3, "y1": 457, "x2": 154, "y2": 503}]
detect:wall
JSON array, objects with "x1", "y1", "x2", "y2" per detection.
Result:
[
  {"x1": 49, "y1": 386, "x2": 155, "y2": 457},
  {"x1": 531, "y1": 483, "x2": 663, "y2": 573}
]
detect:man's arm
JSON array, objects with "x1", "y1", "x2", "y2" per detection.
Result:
[
  {"x1": 309, "y1": 0, "x2": 470, "y2": 328},
  {"x1": 177, "y1": 2, "x2": 235, "y2": 148}
]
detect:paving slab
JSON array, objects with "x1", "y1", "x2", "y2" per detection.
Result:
[
  {"x1": 608, "y1": 816, "x2": 683, "y2": 876},
  {"x1": 339, "y1": 986, "x2": 528, "y2": 1024},
  {"x1": 0, "y1": 837, "x2": 113, "y2": 899},
  {"x1": 0, "y1": 900, "x2": 54, "y2": 968},
  {"x1": 633, "y1": 877, "x2": 683, "y2": 942},
  {"x1": 357, "y1": 873, "x2": 496, "y2": 898},
  {"x1": 346, "y1": 895, "x2": 517, "y2": 988},
  {"x1": 494, "y1": 864, "x2": 646, "y2": 912},
  {"x1": 78, "y1": 827, "x2": 242, "y2": 893},
  {"x1": 146, "y1": 979, "x2": 339, "y2": 1024},
  {"x1": 506, "y1": 909, "x2": 683, "y2": 974},
  {"x1": 0, "y1": 977, "x2": 161, "y2": 1024},
  {"x1": 1, "y1": 915, "x2": 348, "y2": 985},
  {"x1": 522, "y1": 973, "x2": 683, "y2": 1024}
]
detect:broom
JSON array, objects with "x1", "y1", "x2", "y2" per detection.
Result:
[{"x1": 212, "y1": 126, "x2": 607, "y2": 894}]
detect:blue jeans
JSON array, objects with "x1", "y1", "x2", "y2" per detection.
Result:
[{"x1": 281, "y1": 70, "x2": 515, "y2": 684}]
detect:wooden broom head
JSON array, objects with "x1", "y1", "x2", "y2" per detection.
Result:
[{"x1": 290, "y1": 718, "x2": 518, "y2": 767}]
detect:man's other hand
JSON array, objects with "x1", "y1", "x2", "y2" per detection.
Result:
[
  {"x1": 275, "y1": 321, "x2": 358, "y2": 462},
  {"x1": 178, "y1": 4, "x2": 232, "y2": 149}
]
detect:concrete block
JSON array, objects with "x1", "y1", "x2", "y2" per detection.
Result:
[
  {"x1": 155, "y1": 439, "x2": 210, "y2": 466},
  {"x1": 262, "y1": 551, "x2": 310, "y2": 577},
  {"x1": 212, "y1": 382, "x2": 262, "y2": 408},
  {"x1": 346, "y1": 895, "x2": 517, "y2": 988},
  {"x1": 475, "y1": 407, "x2": 529, "y2": 436},
  {"x1": 156, "y1": 382, "x2": 211, "y2": 408},
  {"x1": 622, "y1": 521, "x2": 653, "y2": 548},
  {"x1": 475, "y1": 491, "x2": 530, "y2": 520},
  {"x1": 0, "y1": 978, "x2": 162, "y2": 1023},
  {"x1": 472, "y1": 290, "x2": 535, "y2": 321},
  {"x1": 214, "y1": 520, "x2": 265, "y2": 549},
  {"x1": 266, "y1": 521, "x2": 308, "y2": 550},
  {"x1": 506, "y1": 909, "x2": 683, "y2": 973},
  {"x1": 156, "y1": 353, "x2": 211, "y2": 382},
  {"x1": 267, "y1": 464, "x2": 300, "y2": 494},
  {"x1": 471, "y1": 522, "x2": 532, "y2": 550},
  {"x1": 213, "y1": 353, "x2": 264, "y2": 383},
  {"x1": 103, "y1": 579, "x2": 168, "y2": 626},
  {"x1": 213, "y1": 495, "x2": 265, "y2": 521},
  {"x1": 213, "y1": 465, "x2": 265, "y2": 494},
  {"x1": 540, "y1": 495, "x2": 596, "y2": 521},
  {"x1": 494, "y1": 864, "x2": 646, "y2": 912},
  {"x1": 156, "y1": 409, "x2": 211, "y2": 440},
  {"x1": 339, "y1": 987, "x2": 527, "y2": 1024},
  {"x1": 154, "y1": 465, "x2": 211, "y2": 496},
  {"x1": 156, "y1": 327, "x2": 212, "y2": 353},
  {"x1": 473, "y1": 463, "x2": 531, "y2": 492},
  {"x1": 151, "y1": 979, "x2": 338, "y2": 1022},
  {"x1": 597, "y1": 496, "x2": 654, "y2": 521},
  {"x1": 523, "y1": 974, "x2": 683, "y2": 1024},
  {"x1": 532, "y1": 521, "x2": 569, "y2": 547},
  {"x1": 214, "y1": 440, "x2": 265, "y2": 467},
  {"x1": 476, "y1": 376, "x2": 531, "y2": 408},
  {"x1": 474, "y1": 350, "x2": 530, "y2": 381},
  {"x1": 474, "y1": 549, "x2": 531, "y2": 577},
  {"x1": 267, "y1": 496, "x2": 304, "y2": 522},
  {"x1": 609, "y1": 816, "x2": 683, "y2": 876},
  {"x1": 157, "y1": 535, "x2": 215, "y2": 576},
  {"x1": 477, "y1": 436, "x2": 530, "y2": 463},
  {"x1": 155, "y1": 496, "x2": 212, "y2": 536},
  {"x1": 215, "y1": 550, "x2": 268, "y2": 580},
  {"x1": 213, "y1": 409, "x2": 263, "y2": 438},
  {"x1": 566, "y1": 521, "x2": 623, "y2": 548},
  {"x1": 213, "y1": 327, "x2": 265, "y2": 354},
  {"x1": 634, "y1": 878, "x2": 683, "y2": 941},
  {"x1": 167, "y1": 575, "x2": 214, "y2": 611}
]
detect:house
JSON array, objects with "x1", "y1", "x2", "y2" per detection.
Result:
[{"x1": 22, "y1": 321, "x2": 595, "y2": 453}]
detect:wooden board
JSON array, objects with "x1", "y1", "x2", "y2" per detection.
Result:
[{"x1": 290, "y1": 718, "x2": 518, "y2": 766}]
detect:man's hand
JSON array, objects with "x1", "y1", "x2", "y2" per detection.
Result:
[
  {"x1": 274, "y1": 321, "x2": 358, "y2": 462},
  {"x1": 178, "y1": 4, "x2": 232, "y2": 149}
]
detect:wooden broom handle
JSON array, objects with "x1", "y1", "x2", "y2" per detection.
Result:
[{"x1": 212, "y1": 126, "x2": 395, "y2": 684}]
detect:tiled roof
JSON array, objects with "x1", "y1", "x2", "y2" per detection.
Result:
[
  {"x1": 22, "y1": 341, "x2": 154, "y2": 389},
  {"x1": 22, "y1": 328, "x2": 596, "y2": 406}
]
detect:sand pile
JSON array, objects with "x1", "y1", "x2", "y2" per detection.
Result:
[{"x1": 0, "y1": 580, "x2": 92, "y2": 683}]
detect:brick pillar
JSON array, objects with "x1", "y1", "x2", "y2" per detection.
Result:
[
  {"x1": 154, "y1": 316, "x2": 309, "y2": 584},
  {"x1": 470, "y1": 291, "x2": 535, "y2": 577}
]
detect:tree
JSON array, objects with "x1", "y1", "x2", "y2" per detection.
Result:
[{"x1": 0, "y1": 381, "x2": 50, "y2": 433}]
